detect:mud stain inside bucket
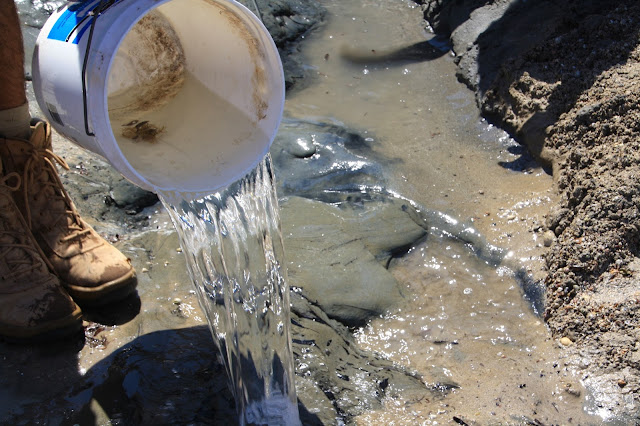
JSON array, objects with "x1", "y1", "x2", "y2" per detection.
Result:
[
  {"x1": 218, "y1": 6, "x2": 270, "y2": 121},
  {"x1": 107, "y1": 10, "x2": 186, "y2": 122}
]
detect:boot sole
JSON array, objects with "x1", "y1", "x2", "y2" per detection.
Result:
[
  {"x1": 64, "y1": 269, "x2": 138, "y2": 307},
  {"x1": 0, "y1": 305, "x2": 83, "y2": 343}
]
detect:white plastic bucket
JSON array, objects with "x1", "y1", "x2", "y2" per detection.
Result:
[{"x1": 32, "y1": 0, "x2": 284, "y2": 196}]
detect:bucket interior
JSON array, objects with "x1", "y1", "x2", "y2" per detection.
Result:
[{"x1": 106, "y1": 0, "x2": 283, "y2": 193}]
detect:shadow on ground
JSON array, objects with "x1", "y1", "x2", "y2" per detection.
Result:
[{"x1": 0, "y1": 325, "x2": 323, "y2": 425}]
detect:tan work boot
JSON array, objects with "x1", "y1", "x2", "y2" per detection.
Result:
[
  {"x1": 0, "y1": 164, "x2": 82, "y2": 341},
  {"x1": 0, "y1": 120, "x2": 137, "y2": 306}
]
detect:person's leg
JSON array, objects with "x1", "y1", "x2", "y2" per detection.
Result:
[
  {"x1": 0, "y1": 0, "x2": 82, "y2": 341},
  {"x1": 0, "y1": 0, "x2": 31, "y2": 140},
  {"x1": 0, "y1": 0, "x2": 27, "y2": 110},
  {"x1": 0, "y1": 119, "x2": 139, "y2": 306},
  {"x1": 0, "y1": 1, "x2": 137, "y2": 308}
]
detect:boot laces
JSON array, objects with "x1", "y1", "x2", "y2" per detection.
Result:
[
  {"x1": 21, "y1": 147, "x2": 91, "y2": 243},
  {"x1": 0, "y1": 172, "x2": 50, "y2": 281}
]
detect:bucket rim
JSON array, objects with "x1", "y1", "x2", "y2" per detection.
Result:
[{"x1": 88, "y1": 0, "x2": 286, "y2": 194}]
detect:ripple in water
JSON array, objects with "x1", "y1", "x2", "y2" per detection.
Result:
[{"x1": 159, "y1": 155, "x2": 300, "y2": 425}]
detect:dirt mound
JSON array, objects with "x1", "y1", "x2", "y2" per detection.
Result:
[{"x1": 419, "y1": 0, "x2": 640, "y2": 419}]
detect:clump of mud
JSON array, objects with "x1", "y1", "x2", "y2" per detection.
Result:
[{"x1": 120, "y1": 120, "x2": 165, "y2": 143}]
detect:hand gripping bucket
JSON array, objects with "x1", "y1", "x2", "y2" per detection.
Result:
[{"x1": 32, "y1": 0, "x2": 284, "y2": 196}]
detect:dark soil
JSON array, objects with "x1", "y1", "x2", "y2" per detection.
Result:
[{"x1": 249, "y1": 0, "x2": 326, "y2": 90}]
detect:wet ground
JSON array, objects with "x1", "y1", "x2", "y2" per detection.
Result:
[
  {"x1": 285, "y1": 0, "x2": 593, "y2": 423},
  {"x1": 1, "y1": 0, "x2": 620, "y2": 424}
]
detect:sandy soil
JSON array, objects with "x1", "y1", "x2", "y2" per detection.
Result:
[{"x1": 419, "y1": 0, "x2": 640, "y2": 419}]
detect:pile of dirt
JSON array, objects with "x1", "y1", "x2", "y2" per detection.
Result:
[{"x1": 419, "y1": 0, "x2": 640, "y2": 419}]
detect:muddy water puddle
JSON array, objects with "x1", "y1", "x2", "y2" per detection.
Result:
[
  {"x1": 356, "y1": 231, "x2": 590, "y2": 424},
  {"x1": 286, "y1": 0, "x2": 596, "y2": 423}
]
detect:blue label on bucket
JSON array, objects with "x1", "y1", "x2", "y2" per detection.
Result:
[{"x1": 47, "y1": 0, "x2": 121, "y2": 44}]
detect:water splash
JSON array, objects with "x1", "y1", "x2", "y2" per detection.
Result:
[{"x1": 159, "y1": 155, "x2": 300, "y2": 425}]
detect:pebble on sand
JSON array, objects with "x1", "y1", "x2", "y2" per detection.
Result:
[
  {"x1": 560, "y1": 336, "x2": 573, "y2": 346},
  {"x1": 543, "y1": 230, "x2": 556, "y2": 247}
]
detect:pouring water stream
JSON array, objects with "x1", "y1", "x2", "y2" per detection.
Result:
[{"x1": 158, "y1": 156, "x2": 300, "y2": 425}]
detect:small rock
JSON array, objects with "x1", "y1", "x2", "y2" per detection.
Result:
[
  {"x1": 173, "y1": 298, "x2": 182, "y2": 305},
  {"x1": 142, "y1": 267, "x2": 149, "y2": 273},
  {"x1": 110, "y1": 175, "x2": 159, "y2": 211},
  {"x1": 176, "y1": 247, "x2": 183, "y2": 253},
  {"x1": 565, "y1": 383, "x2": 581, "y2": 397},
  {"x1": 543, "y1": 230, "x2": 556, "y2": 247},
  {"x1": 287, "y1": 137, "x2": 317, "y2": 158},
  {"x1": 618, "y1": 379, "x2": 627, "y2": 388},
  {"x1": 560, "y1": 336, "x2": 573, "y2": 346}
]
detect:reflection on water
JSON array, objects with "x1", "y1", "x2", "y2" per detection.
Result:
[
  {"x1": 160, "y1": 155, "x2": 300, "y2": 425},
  {"x1": 355, "y1": 228, "x2": 594, "y2": 424},
  {"x1": 286, "y1": 0, "x2": 557, "y2": 284}
]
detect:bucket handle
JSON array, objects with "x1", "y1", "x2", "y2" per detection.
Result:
[{"x1": 81, "y1": 0, "x2": 118, "y2": 137}]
